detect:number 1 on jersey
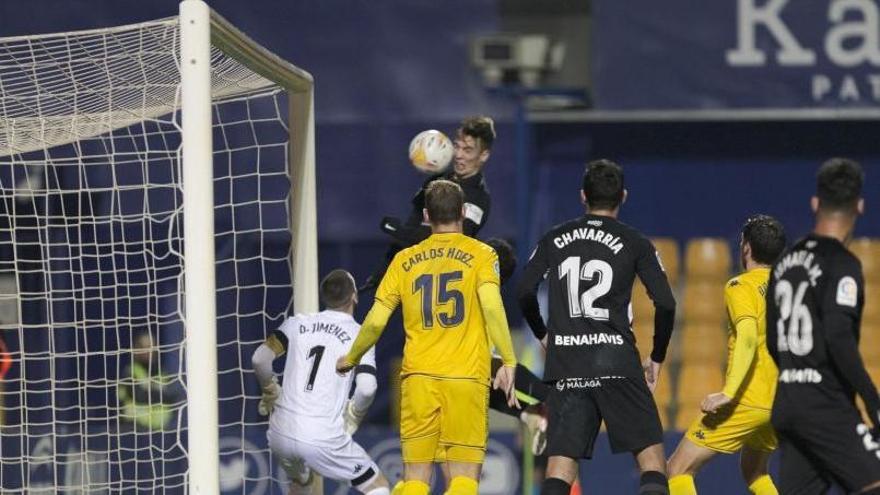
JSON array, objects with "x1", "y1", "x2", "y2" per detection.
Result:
[
  {"x1": 559, "y1": 257, "x2": 613, "y2": 320},
  {"x1": 305, "y1": 345, "x2": 325, "y2": 391}
]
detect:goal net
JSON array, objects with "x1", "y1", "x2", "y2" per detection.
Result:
[{"x1": 0, "y1": 1, "x2": 316, "y2": 493}]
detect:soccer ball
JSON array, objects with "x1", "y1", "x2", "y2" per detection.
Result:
[{"x1": 408, "y1": 130, "x2": 453, "y2": 174}]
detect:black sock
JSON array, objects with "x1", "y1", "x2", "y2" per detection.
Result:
[
  {"x1": 541, "y1": 477, "x2": 571, "y2": 495},
  {"x1": 639, "y1": 471, "x2": 669, "y2": 495}
]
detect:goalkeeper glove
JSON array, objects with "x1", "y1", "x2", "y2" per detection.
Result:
[
  {"x1": 343, "y1": 400, "x2": 367, "y2": 435},
  {"x1": 258, "y1": 377, "x2": 281, "y2": 416}
]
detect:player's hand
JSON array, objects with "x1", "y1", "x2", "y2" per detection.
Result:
[
  {"x1": 343, "y1": 400, "x2": 367, "y2": 435},
  {"x1": 642, "y1": 358, "x2": 661, "y2": 393},
  {"x1": 335, "y1": 356, "x2": 355, "y2": 375},
  {"x1": 540, "y1": 335, "x2": 548, "y2": 350},
  {"x1": 258, "y1": 377, "x2": 281, "y2": 416},
  {"x1": 701, "y1": 392, "x2": 732, "y2": 414},
  {"x1": 493, "y1": 365, "x2": 520, "y2": 409}
]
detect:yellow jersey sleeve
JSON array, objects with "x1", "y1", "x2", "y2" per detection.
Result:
[
  {"x1": 475, "y1": 249, "x2": 500, "y2": 288},
  {"x1": 375, "y1": 254, "x2": 402, "y2": 311},
  {"x1": 724, "y1": 278, "x2": 759, "y2": 325}
]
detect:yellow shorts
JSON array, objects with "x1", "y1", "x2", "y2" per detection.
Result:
[
  {"x1": 685, "y1": 402, "x2": 778, "y2": 454},
  {"x1": 400, "y1": 374, "x2": 489, "y2": 464}
]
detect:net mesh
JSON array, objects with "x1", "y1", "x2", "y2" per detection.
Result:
[{"x1": 0, "y1": 16, "x2": 295, "y2": 493}]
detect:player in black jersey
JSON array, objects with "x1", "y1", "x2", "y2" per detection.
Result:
[
  {"x1": 360, "y1": 116, "x2": 494, "y2": 293},
  {"x1": 518, "y1": 159, "x2": 676, "y2": 495},
  {"x1": 766, "y1": 158, "x2": 880, "y2": 494}
]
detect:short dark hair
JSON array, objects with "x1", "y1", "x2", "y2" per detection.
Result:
[
  {"x1": 486, "y1": 237, "x2": 516, "y2": 285},
  {"x1": 817, "y1": 157, "x2": 864, "y2": 213},
  {"x1": 320, "y1": 269, "x2": 355, "y2": 309},
  {"x1": 425, "y1": 180, "x2": 464, "y2": 224},
  {"x1": 742, "y1": 214, "x2": 786, "y2": 265},
  {"x1": 582, "y1": 159, "x2": 625, "y2": 210},
  {"x1": 459, "y1": 115, "x2": 496, "y2": 151}
]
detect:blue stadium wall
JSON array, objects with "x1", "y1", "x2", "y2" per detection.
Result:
[{"x1": 0, "y1": 1, "x2": 875, "y2": 494}]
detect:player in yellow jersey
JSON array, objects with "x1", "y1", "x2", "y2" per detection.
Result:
[
  {"x1": 336, "y1": 180, "x2": 518, "y2": 495},
  {"x1": 668, "y1": 215, "x2": 786, "y2": 495}
]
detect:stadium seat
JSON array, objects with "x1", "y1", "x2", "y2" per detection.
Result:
[
  {"x1": 650, "y1": 237, "x2": 680, "y2": 286},
  {"x1": 863, "y1": 283, "x2": 880, "y2": 326},
  {"x1": 684, "y1": 238, "x2": 732, "y2": 283},
  {"x1": 860, "y1": 324, "x2": 880, "y2": 368},
  {"x1": 674, "y1": 363, "x2": 724, "y2": 430},
  {"x1": 631, "y1": 280, "x2": 656, "y2": 325},
  {"x1": 678, "y1": 323, "x2": 728, "y2": 365},
  {"x1": 868, "y1": 366, "x2": 880, "y2": 389},
  {"x1": 850, "y1": 238, "x2": 880, "y2": 283},
  {"x1": 682, "y1": 281, "x2": 726, "y2": 326},
  {"x1": 654, "y1": 368, "x2": 673, "y2": 429},
  {"x1": 631, "y1": 321, "x2": 654, "y2": 361}
]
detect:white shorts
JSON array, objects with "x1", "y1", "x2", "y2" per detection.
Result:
[{"x1": 267, "y1": 429, "x2": 380, "y2": 488}]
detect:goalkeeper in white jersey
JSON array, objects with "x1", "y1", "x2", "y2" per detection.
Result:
[{"x1": 251, "y1": 269, "x2": 391, "y2": 495}]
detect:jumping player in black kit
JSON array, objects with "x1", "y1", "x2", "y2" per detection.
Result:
[
  {"x1": 518, "y1": 159, "x2": 676, "y2": 495},
  {"x1": 360, "y1": 116, "x2": 495, "y2": 293},
  {"x1": 766, "y1": 158, "x2": 880, "y2": 494}
]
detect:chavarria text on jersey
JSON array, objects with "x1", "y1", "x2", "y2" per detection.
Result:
[
  {"x1": 299, "y1": 320, "x2": 352, "y2": 345},
  {"x1": 773, "y1": 249, "x2": 823, "y2": 286},
  {"x1": 552, "y1": 224, "x2": 625, "y2": 255}
]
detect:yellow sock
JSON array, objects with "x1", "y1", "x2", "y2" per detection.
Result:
[
  {"x1": 401, "y1": 480, "x2": 430, "y2": 495},
  {"x1": 748, "y1": 475, "x2": 777, "y2": 495},
  {"x1": 444, "y1": 476, "x2": 479, "y2": 495},
  {"x1": 391, "y1": 481, "x2": 405, "y2": 495},
  {"x1": 669, "y1": 474, "x2": 697, "y2": 495}
]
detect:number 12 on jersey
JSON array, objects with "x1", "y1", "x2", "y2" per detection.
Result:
[{"x1": 559, "y1": 257, "x2": 613, "y2": 320}]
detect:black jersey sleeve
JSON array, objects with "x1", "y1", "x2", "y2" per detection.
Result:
[
  {"x1": 823, "y1": 255, "x2": 880, "y2": 423},
  {"x1": 517, "y1": 240, "x2": 550, "y2": 341},
  {"x1": 635, "y1": 237, "x2": 676, "y2": 363},
  {"x1": 765, "y1": 282, "x2": 780, "y2": 364},
  {"x1": 462, "y1": 188, "x2": 490, "y2": 237}
]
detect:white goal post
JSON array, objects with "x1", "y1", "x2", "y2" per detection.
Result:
[
  {"x1": 0, "y1": 0, "x2": 317, "y2": 492},
  {"x1": 180, "y1": 2, "x2": 317, "y2": 493}
]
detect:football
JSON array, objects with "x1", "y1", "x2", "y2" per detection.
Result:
[{"x1": 408, "y1": 129, "x2": 453, "y2": 173}]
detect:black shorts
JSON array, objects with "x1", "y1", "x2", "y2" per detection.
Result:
[
  {"x1": 773, "y1": 402, "x2": 880, "y2": 493},
  {"x1": 545, "y1": 377, "x2": 663, "y2": 459}
]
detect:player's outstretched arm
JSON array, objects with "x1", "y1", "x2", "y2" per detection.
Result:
[
  {"x1": 635, "y1": 238, "x2": 677, "y2": 365},
  {"x1": 478, "y1": 283, "x2": 520, "y2": 408},
  {"x1": 344, "y1": 350, "x2": 378, "y2": 435},
  {"x1": 704, "y1": 281, "x2": 761, "y2": 412},
  {"x1": 251, "y1": 332, "x2": 286, "y2": 415},
  {"x1": 336, "y1": 302, "x2": 393, "y2": 373},
  {"x1": 825, "y1": 311, "x2": 880, "y2": 428},
  {"x1": 703, "y1": 318, "x2": 758, "y2": 413},
  {"x1": 824, "y1": 261, "x2": 880, "y2": 429},
  {"x1": 517, "y1": 243, "x2": 549, "y2": 343}
]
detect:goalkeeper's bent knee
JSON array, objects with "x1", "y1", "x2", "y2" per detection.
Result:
[
  {"x1": 444, "y1": 476, "x2": 478, "y2": 495},
  {"x1": 748, "y1": 474, "x2": 777, "y2": 495},
  {"x1": 401, "y1": 480, "x2": 429, "y2": 495},
  {"x1": 669, "y1": 474, "x2": 696, "y2": 495},
  {"x1": 391, "y1": 481, "x2": 405, "y2": 495}
]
